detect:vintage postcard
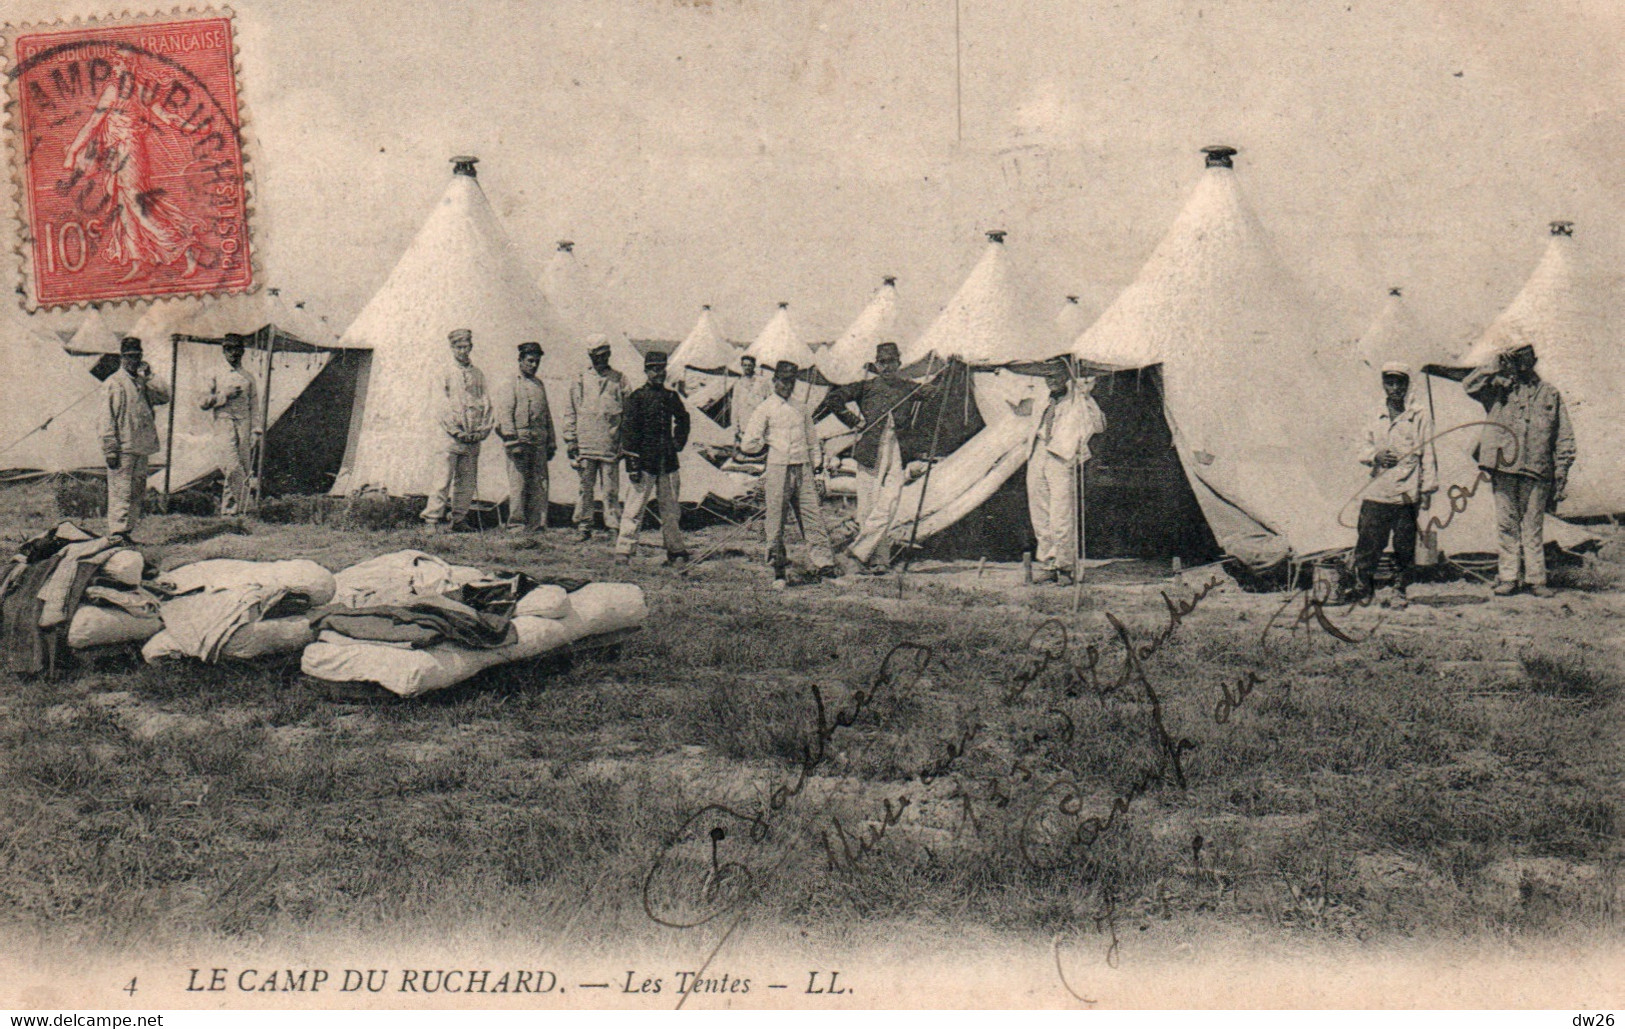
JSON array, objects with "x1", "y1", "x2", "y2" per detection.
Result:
[{"x1": 0, "y1": 0, "x2": 1622, "y2": 1015}]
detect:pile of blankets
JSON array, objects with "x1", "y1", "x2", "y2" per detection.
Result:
[
  {"x1": 0, "y1": 531, "x2": 646, "y2": 698},
  {"x1": 301, "y1": 550, "x2": 646, "y2": 698},
  {"x1": 1, "y1": 523, "x2": 160, "y2": 674}
]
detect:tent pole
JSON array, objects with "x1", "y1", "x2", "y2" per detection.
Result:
[
  {"x1": 896, "y1": 360, "x2": 953, "y2": 599},
  {"x1": 162, "y1": 333, "x2": 178, "y2": 513},
  {"x1": 1070, "y1": 367, "x2": 1088, "y2": 613},
  {"x1": 253, "y1": 324, "x2": 276, "y2": 513}
]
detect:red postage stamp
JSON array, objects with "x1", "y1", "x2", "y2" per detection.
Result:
[{"x1": 4, "y1": 11, "x2": 253, "y2": 309}]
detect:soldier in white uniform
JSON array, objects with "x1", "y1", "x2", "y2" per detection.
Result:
[
  {"x1": 565, "y1": 336, "x2": 626, "y2": 541},
  {"x1": 198, "y1": 333, "x2": 260, "y2": 515},
  {"x1": 1026, "y1": 360, "x2": 1106, "y2": 585},
  {"x1": 421, "y1": 328, "x2": 494, "y2": 531}
]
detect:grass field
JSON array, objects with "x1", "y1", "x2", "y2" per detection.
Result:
[{"x1": 1, "y1": 480, "x2": 1621, "y2": 972}]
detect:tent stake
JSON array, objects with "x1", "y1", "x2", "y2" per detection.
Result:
[{"x1": 162, "y1": 333, "x2": 178, "y2": 513}]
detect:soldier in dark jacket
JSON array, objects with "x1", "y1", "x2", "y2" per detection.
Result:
[
  {"x1": 615, "y1": 351, "x2": 691, "y2": 565},
  {"x1": 813, "y1": 341, "x2": 933, "y2": 571},
  {"x1": 1463, "y1": 343, "x2": 1576, "y2": 597}
]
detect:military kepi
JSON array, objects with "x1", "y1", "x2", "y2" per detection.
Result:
[
  {"x1": 518, "y1": 341, "x2": 543, "y2": 358},
  {"x1": 448, "y1": 328, "x2": 473, "y2": 344},
  {"x1": 773, "y1": 359, "x2": 800, "y2": 378},
  {"x1": 119, "y1": 336, "x2": 143, "y2": 355},
  {"x1": 644, "y1": 350, "x2": 668, "y2": 368}
]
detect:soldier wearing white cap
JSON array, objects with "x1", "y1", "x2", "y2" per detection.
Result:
[
  {"x1": 565, "y1": 334, "x2": 626, "y2": 540},
  {"x1": 1352, "y1": 362, "x2": 1435, "y2": 607},
  {"x1": 421, "y1": 328, "x2": 494, "y2": 531}
]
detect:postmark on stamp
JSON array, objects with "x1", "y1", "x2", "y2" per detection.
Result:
[{"x1": 4, "y1": 10, "x2": 253, "y2": 310}]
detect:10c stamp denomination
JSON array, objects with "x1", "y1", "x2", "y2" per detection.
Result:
[{"x1": 5, "y1": 11, "x2": 252, "y2": 309}]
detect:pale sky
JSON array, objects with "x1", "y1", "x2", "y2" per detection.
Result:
[{"x1": 7, "y1": 0, "x2": 1625, "y2": 349}]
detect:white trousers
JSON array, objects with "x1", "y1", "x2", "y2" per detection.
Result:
[
  {"x1": 848, "y1": 430, "x2": 905, "y2": 565},
  {"x1": 1027, "y1": 450, "x2": 1079, "y2": 573},
  {"x1": 616, "y1": 471, "x2": 685, "y2": 556},
  {"x1": 422, "y1": 446, "x2": 479, "y2": 524}
]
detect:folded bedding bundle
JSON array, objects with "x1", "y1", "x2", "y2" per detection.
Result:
[
  {"x1": 301, "y1": 583, "x2": 646, "y2": 698},
  {"x1": 142, "y1": 558, "x2": 337, "y2": 664}
]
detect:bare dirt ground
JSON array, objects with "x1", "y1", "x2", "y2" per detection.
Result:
[{"x1": 1, "y1": 481, "x2": 1622, "y2": 1006}]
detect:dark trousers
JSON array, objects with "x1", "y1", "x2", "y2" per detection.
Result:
[{"x1": 1353, "y1": 499, "x2": 1418, "y2": 594}]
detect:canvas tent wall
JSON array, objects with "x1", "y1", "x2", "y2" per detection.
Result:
[
  {"x1": 0, "y1": 322, "x2": 108, "y2": 477},
  {"x1": 1428, "y1": 222, "x2": 1625, "y2": 520}
]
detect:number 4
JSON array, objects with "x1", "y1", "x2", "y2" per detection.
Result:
[{"x1": 123, "y1": 977, "x2": 137, "y2": 996}]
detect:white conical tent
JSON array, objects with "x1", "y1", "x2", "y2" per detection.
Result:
[
  {"x1": 1071, "y1": 149, "x2": 1370, "y2": 568},
  {"x1": 1354, "y1": 288, "x2": 1436, "y2": 372},
  {"x1": 538, "y1": 241, "x2": 639, "y2": 378},
  {"x1": 901, "y1": 234, "x2": 1056, "y2": 368},
  {"x1": 668, "y1": 306, "x2": 735, "y2": 411},
  {"x1": 0, "y1": 322, "x2": 106, "y2": 474},
  {"x1": 64, "y1": 308, "x2": 122, "y2": 355},
  {"x1": 334, "y1": 160, "x2": 571, "y2": 504},
  {"x1": 1053, "y1": 295, "x2": 1091, "y2": 347},
  {"x1": 744, "y1": 304, "x2": 819, "y2": 369},
  {"x1": 1446, "y1": 223, "x2": 1625, "y2": 518},
  {"x1": 818, "y1": 278, "x2": 900, "y2": 385}
]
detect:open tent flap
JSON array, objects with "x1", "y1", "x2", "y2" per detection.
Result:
[{"x1": 148, "y1": 339, "x2": 333, "y2": 492}]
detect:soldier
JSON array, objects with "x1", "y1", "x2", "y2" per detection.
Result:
[
  {"x1": 814, "y1": 340, "x2": 929, "y2": 572},
  {"x1": 496, "y1": 341, "x2": 555, "y2": 532},
  {"x1": 198, "y1": 332, "x2": 259, "y2": 515},
  {"x1": 1464, "y1": 343, "x2": 1576, "y2": 597},
  {"x1": 733, "y1": 354, "x2": 774, "y2": 444},
  {"x1": 1026, "y1": 360, "x2": 1106, "y2": 585},
  {"x1": 615, "y1": 351, "x2": 690, "y2": 566},
  {"x1": 565, "y1": 335, "x2": 626, "y2": 541},
  {"x1": 1352, "y1": 363, "x2": 1435, "y2": 608},
  {"x1": 99, "y1": 336, "x2": 171, "y2": 544},
  {"x1": 421, "y1": 328, "x2": 494, "y2": 532},
  {"x1": 739, "y1": 359, "x2": 838, "y2": 588}
]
